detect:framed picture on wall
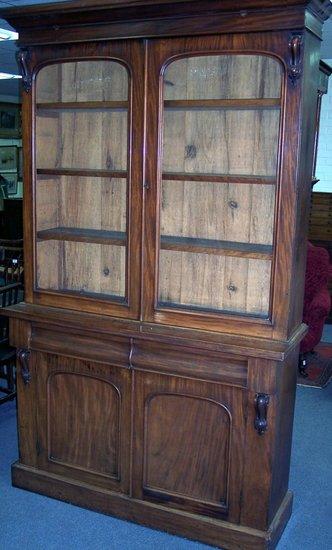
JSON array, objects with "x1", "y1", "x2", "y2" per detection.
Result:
[
  {"x1": 18, "y1": 147, "x2": 23, "y2": 179},
  {"x1": 0, "y1": 145, "x2": 18, "y2": 172},
  {"x1": 0, "y1": 103, "x2": 21, "y2": 138},
  {"x1": 3, "y1": 172, "x2": 18, "y2": 195}
]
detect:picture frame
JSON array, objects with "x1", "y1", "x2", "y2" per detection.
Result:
[
  {"x1": 18, "y1": 146, "x2": 23, "y2": 179},
  {"x1": 3, "y1": 172, "x2": 18, "y2": 195},
  {"x1": 0, "y1": 103, "x2": 21, "y2": 139},
  {"x1": 0, "y1": 145, "x2": 18, "y2": 172}
]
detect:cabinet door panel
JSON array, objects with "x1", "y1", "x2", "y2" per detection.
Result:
[
  {"x1": 34, "y1": 351, "x2": 131, "y2": 493},
  {"x1": 32, "y1": 41, "x2": 143, "y2": 319},
  {"x1": 143, "y1": 36, "x2": 284, "y2": 333},
  {"x1": 48, "y1": 372, "x2": 120, "y2": 476},
  {"x1": 133, "y1": 371, "x2": 246, "y2": 521}
]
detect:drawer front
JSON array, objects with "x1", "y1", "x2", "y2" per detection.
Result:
[{"x1": 132, "y1": 340, "x2": 248, "y2": 388}]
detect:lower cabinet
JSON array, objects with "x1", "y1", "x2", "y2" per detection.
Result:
[
  {"x1": 11, "y1": 320, "x2": 297, "y2": 548},
  {"x1": 20, "y1": 347, "x2": 247, "y2": 522},
  {"x1": 132, "y1": 371, "x2": 247, "y2": 522},
  {"x1": 31, "y1": 351, "x2": 131, "y2": 493}
]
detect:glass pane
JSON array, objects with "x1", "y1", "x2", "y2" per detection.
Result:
[
  {"x1": 35, "y1": 60, "x2": 129, "y2": 300},
  {"x1": 36, "y1": 110, "x2": 127, "y2": 171},
  {"x1": 159, "y1": 251, "x2": 271, "y2": 316},
  {"x1": 163, "y1": 109, "x2": 279, "y2": 176},
  {"x1": 36, "y1": 61, "x2": 128, "y2": 102},
  {"x1": 161, "y1": 181, "x2": 275, "y2": 245},
  {"x1": 37, "y1": 241, "x2": 126, "y2": 298},
  {"x1": 36, "y1": 176, "x2": 126, "y2": 233},
  {"x1": 158, "y1": 54, "x2": 282, "y2": 317},
  {"x1": 164, "y1": 55, "x2": 281, "y2": 100}
]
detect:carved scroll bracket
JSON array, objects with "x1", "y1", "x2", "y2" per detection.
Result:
[
  {"x1": 17, "y1": 348, "x2": 31, "y2": 385},
  {"x1": 288, "y1": 34, "x2": 303, "y2": 86},
  {"x1": 254, "y1": 393, "x2": 269, "y2": 435},
  {"x1": 16, "y1": 49, "x2": 32, "y2": 93}
]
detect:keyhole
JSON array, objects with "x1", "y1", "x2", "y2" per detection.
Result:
[{"x1": 103, "y1": 267, "x2": 110, "y2": 276}]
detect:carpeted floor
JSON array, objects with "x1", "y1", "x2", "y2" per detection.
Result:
[
  {"x1": 298, "y1": 342, "x2": 332, "y2": 388},
  {"x1": 1, "y1": 385, "x2": 332, "y2": 550}
]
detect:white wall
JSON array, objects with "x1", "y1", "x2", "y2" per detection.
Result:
[{"x1": 315, "y1": 58, "x2": 332, "y2": 193}]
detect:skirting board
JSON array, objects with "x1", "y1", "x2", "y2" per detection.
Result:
[{"x1": 12, "y1": 462, "x2": 293, "y2": 550}]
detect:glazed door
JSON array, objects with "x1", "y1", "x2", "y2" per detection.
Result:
[
  {"x1": 30, "y1": 40, "x2": 144, "y2": 318},
  {"x1": 132, "y1": 371, "x2": 246, "y2": 522},
  {"x1": 143, "y1": 35, "x2": 285, "y2": 335},
  {"x1": 33, "y1": 351, "x2": 131, "y2": 493}
]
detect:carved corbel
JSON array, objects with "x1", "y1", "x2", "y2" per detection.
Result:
[
  {"x1": 17, "y1": 348, "x2": 31, "y2": 385},
  {"x1": 288, "y1": 34, "x2": 303, "y2": 86},
  {"x1": 16, "y1": 49, "x2": 32, "y2": 93}
]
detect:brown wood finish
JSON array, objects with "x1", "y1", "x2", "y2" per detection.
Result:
[
  {"x1": 164, "y1": 98, "x2": 281, "y2": 109},
  {"x1": 132, "y1": 371, "x2": 246, "y2": 521},
  {"x1": 6, "y1": 302, "x2": 307, "y2": 361},
  {"x1": 37, "y1": 227, "x2": 127, "y2": 246},
  {"x1": 29, "y1": 40, "x2": 145, "y2": 319},
  {"x1": 160, "y1": 236, "x2": 273, "y2": 259},
  {"x1": 33, "y1": 352, "x2": 131, "y2": 492},
  {"x1": 3, "y1": 2, "x2": 332, "y2": 549},
  {"x1": 36, "y1": 101, "x2": 128, "y2": 110},
  {"x1": 142, "y1": 32, "x2": 290, "y2": 334},
  {"x1": 37, "y1": 168, "x2": 127, "y2": 178},
  {"x1": 162, "y1": 172, "x2": 276, "y2": 184},
  {"x1": 2, "y1": 2, "x2": 329, "y2": 46},
  {"x1": 11, "y1": 462, "x2": 293, "y2": 550}
]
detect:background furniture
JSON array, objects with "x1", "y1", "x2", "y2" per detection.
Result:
[
  {"x1": 2, "y1": 1, "x2": 332, "y2": 549},
  {"x1": 0, "y1": 282, "x2": 21, "y2": 404},
  {"x1": 0, "y1": 199, "x2": 23, "y2": 240},
  {"x1": 308, "y1": 60, "x2": 332, "y2": 323},
  {"x1": 300, "y1": 242, "x2": 332, "y2": 353},
  {"x1": 308, "y1": 192, "x2": 332, "y2": 323}
]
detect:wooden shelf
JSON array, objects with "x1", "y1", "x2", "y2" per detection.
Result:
[
  {"x1": 162, "y1": 172, "x2": 276, "y2": 185},
  {"x1": 37, "y1": 101, "x2": 128, "y2": 111},
  {"x1": 160, "y1": 235, "x2": 272, "y2": 259},
  {"x1": 164, "y1": 98, "x2": 280, "y2": 110},
  {"x1": 37, "y1": 227, "x2": 127, "y2": 246},
  {"x1": 37, "y1": 168, "x2": 127, "y2": 179}
]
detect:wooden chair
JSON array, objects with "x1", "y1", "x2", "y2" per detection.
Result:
[
  {"x1": 0, "y1": 282, "x2": 21, "y2": 404},
  {"x1": 0, "y1": 238, "x2": 24, "y2": 286}
]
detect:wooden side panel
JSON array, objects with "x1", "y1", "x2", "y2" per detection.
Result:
[
  {"x1": 240, "y1": 357, "x2": 277, "y2": 530},
  {"x1": 269, "y1": 347, "x2": 298, "y2": 523},
  {"x1": 9, "y1": 320, "x2": 37, "y2": 467},
  {"x1": 34, "y1": 351, "x2": 131, "y2": 493},
  {"x1": 287, "y1": 31, "x2": 322, "y2": 337},
  {"x1": 133, "y1": 371, "x2": 246, "y2": 522}
]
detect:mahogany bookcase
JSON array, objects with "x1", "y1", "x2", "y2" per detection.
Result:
[{"x1": 2, "y1": 1, "x2": 332, "y2": 548}]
